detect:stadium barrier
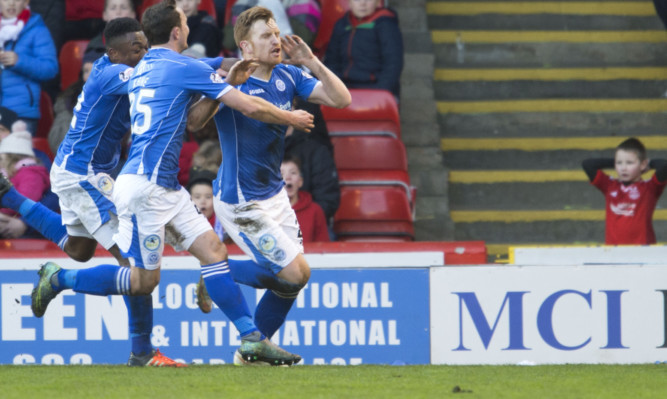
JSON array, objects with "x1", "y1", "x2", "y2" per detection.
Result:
[{"x1": 3, "y1": 241, "x2": 665, "y2": 365}]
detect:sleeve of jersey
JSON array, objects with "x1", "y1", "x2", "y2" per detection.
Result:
[
  {"x1": 198, "y1": 57, "x2": 224, "y2": 70},
  {"x1": 100, "y1": 65, "x2": 133, "y2": 96},
  {"x1": 591, "y1": 170, "x2": 611, "y2": 192},
  {"x1": 288, "y1": 65, "x2": 318, "y2": 99},
  {"x1": 184, "y1": 59, "x2": 232, "y2": 100}
]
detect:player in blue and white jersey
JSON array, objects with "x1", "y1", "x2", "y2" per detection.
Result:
[
  {"x1": 3, "y1": 18, "x2": 183, "y2": 367},
  {"x1": 33, "y1": 0, "x2": 314, "y2": 366},
  {"x1": 188, "y1": 6, "x2": 351, "y2": 364}
]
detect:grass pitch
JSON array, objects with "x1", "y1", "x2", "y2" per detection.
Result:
[{"x1": 1, "y1": 364, "x2": 666, "y2": 398}]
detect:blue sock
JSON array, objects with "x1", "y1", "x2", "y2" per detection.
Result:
[
  {"x1": 19, "y1": 199, "x2": 68, "y2": 247},
  {"x1": 1, "y1": 186, "x2": 26, "y2": 210},
  {"x1": 54, "y1": 269, "x2": 77, "y2": 291},
  {"x1": 201, "y1": 260, "x2": 258, "y2": 338},
  {"x1": 124, "y1": 295, "x2": 153, "y2": 356},
  {"x1": 254, "y1": 290, "x2": 296, "y2": 339},
  {"x1": 71, "y1": 264, "x2": 131, "y2": 296}
]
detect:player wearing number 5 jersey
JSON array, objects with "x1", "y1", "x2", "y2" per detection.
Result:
[
  {"x1": 20, "y1": 18, "x2": 184, "y2": 366},
  {"x1": 33, "y1": 0, "x2": 314, "y2": 366}
]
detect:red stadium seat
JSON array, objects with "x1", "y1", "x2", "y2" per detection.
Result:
[
  {"x1": 334, "y1": 186, "x2": 414, "y2": 241},
  {"x1": 59, "y1": 40, "x2": 89, "y2": 91},
  {"x1": 333, "y1": 136, "x2": 416, "y2": 212},
  {"x1": 322, "y1": 89, "x2": 400, "y2": 139},
  {"x1": 35, "y1": 92, "x2": 54, "y2": 139},
  {"x1": 199, "y1": 0, "x2": 217, "y2": 21},
  {"x1": 332, "y1": 135, "x2": 407, "y2": 171},
  {"x1": 32, "y1": 137, "x2": 53, "y2": 160}
]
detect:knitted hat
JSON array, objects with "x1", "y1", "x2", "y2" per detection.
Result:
[
  {"x1": 0, "y1": 130, "x2": 35, "y2": 157},
  {"x1": 0, "y1": 107, "x2": 18, "y2": 130}
]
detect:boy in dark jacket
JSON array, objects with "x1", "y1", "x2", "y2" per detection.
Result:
[{"x1": 324, "y1": 0, "x2": 403, "y2": 99}]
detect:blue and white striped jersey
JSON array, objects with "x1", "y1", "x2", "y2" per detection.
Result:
[
  {"x1": 121, "y1": 48, "x2": 230, "y2": 189},
  {"x1": 54, "y1": 55, "x2": 133, "y2": 176},
  {"x1": 213, "y1": 64, "x2": 318, "y2": 204}
]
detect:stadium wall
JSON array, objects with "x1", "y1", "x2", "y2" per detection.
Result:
[{"x1": 2, "y1": 241, "x2": 665, "y2": 365}]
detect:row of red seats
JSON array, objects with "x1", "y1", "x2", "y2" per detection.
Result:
[{"x1": 324, "y1": 89, "x2": 415, "y2": 242}]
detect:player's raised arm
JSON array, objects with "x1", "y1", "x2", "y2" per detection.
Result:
[
  {"x1": 187, "y1": 58, "x2": 260, "y2": 132},
  {"x1": 281, "y1": 35, "x2": 351, "y2": 109},
  {"x1": 220, "y1": 88, "x2": 315, "y2": 132}
]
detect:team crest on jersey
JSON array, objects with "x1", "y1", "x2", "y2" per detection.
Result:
[
  {"x1": 97, "y1": 175, "x2": 114, "y2": 195},
  {"x1": 143, "y1": 234, "x2": 161, "y2": 251},
  {"x1": 273, "y1": 248, "x2": 286, "y2": 262},
  {"x1": 147, "y1": 252, "x2": 160, "y2": 264},
  {"x1": 259, "y1": 234, "x2": 276, "y2": 252},
  {"x1": 119, "y1": 68, "x2": 133, "y2": 82},
  {"x1": 275, "y1": 79, "x2": 286, "y2": 92},
  {"x1": 210, "y1": 72, "x2": 224, "y2": 84}
]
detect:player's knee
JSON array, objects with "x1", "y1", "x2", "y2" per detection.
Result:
[
  {"x1": 272, "y1": 280, "x2": 306, "y2": 299},
  {"x1": 65, "y1": 240, "x2": 96, "y2": 262},
  {"x1": 130, "y1": 268, "x2": 160, "y2": 295}
]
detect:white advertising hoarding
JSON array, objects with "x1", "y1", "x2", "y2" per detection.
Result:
[{"x1": 431, "y1": 264, "x2": 667, "y2": 364}]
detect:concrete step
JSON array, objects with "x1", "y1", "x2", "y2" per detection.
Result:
[
  {"x1": 442, "y1": 149, "x2": 667, "y2": 169},
  {"x1": 435, "y1": 80, "x2": 666, "y2": 100},
  {"x1": 439, "y1": 112, "x2": 667, "y2": 137},
  {"x1": 426, "y1": 1, "x2": 663, "y2": 30},
  {"x1": 434, "y1": 42, "x2": 667, "y2": 68},
  {"x1": 452, "y1": 216, "x2": 667, "y2": 243}
]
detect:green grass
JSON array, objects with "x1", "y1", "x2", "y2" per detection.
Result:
[{"x1": 1, "y1": 364, "x2": 667, "y2": 398}]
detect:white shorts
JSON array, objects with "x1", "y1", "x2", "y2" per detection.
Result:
[
  {"x1": 214, "y1": 188, "x2": 303, "y2": 274},
  {"x1": 50, "y1": 163, "x2": 118, "y2": 250},
  {"x1": 112, "y1": 174, "x2": 212, "y2": 270}
]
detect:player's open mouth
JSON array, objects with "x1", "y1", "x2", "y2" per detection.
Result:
[
  {"x1": 286, "y1": 183, "x2": 293, "y2": 189},
  {"x1": 271, "y1": 48, "x2": 281, "y2": 55}
]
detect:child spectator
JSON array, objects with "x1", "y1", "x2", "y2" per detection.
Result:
[
  {"x1": 324, "y1": 0, "x2": 403, "y2": 100},
  {"x1": 0, "y1": 129, "x2": 50, "y2": 238},
  {"x1": 583, "y1": 137, "x2": 667, "y2": 245},
  {"x1": 281, "y1": 155, "x2": 330, "y2": 242},
  {"x1": 176, "y1": 0, "x2": 222, "y2": 57},
  {"x1": 0, "y1": 1, "x2": 59, "y2": 135},
  {"x1": 187, "y1": 167, "x2": 228, "y2": 242}
]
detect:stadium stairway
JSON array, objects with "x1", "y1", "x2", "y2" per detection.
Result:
[{"x1": 426, "y1": 0, "x2": 667, "y2": 260}]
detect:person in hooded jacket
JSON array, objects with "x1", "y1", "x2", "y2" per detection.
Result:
[{"x1": 0, "y1": 1, "x2": 58, "y2": 135}]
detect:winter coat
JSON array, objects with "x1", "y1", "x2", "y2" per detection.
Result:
[
  {"x1": 324, "y1": 7, "x2": 403, "y2": 98},
  {"x1": 188, "y1": 11, "x2": 222, "y2": 58},
  {"x1": 285, "y1": 129, "x2": 340, "y2": 220},
  {"x1": 0, "y1": 14, "x2": 58, "y2": 119},
  {"x1": 1, "y1": 162, "x2": 50, "y2": 217},
  {"x1": 293, "y1": 190, "x2": 330, "y2": 242}
]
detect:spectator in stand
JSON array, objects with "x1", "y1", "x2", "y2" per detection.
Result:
[
  {"x1": 188, "y1": 167, "x2": 228, "y2": 242},
  {"x1": 64, "y1": 0, "x2": 104, "y2": 41},
  {"x1": 190, "y1": 139, "x2": 222, "y2": 173},
  {"x1": 582, "y1": 137, "x2": 667, "y2": 245},
  {"x1": 84, "y1": 0, "x2": 138, "y2": 62},
  {"x1": 48, "y1": 50, "x2": 103, "y2": 155},
  {"x1": 0, "y1": 0, "x2": 59, "y2": 135},
  {"x1": 324, "y1": 0, "x2": 403, "y2": 100},
  {"x1": 0, "y1": 129, "x2": 51, "y2": 238},
  {"x1": 284, "y1": 100, "x2": 339, "y2": 222},
  {"x1": 31, "y1": 0, "x2": 65, "y2": 52},
  {"x1": 281, "y1": 155, "x2": 329, "y2": 242},
  {"x1": 0, "y1": 106, "x2": 18, "y2": 140},
  {"x1": 223, "y1": 0, "x2": 293, "y2": 53},
  {"x1": 176, "y1": 0, "x2": 222, "y2": 58}
]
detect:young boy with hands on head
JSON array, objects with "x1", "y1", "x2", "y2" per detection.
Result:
[{"x1": 583, "y1": 137, "x2": 667, "y2": 245}]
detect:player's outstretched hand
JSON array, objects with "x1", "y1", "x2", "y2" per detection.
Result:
[
  {"x1": 281, "y1": 35, "x2": 315, "y2": 65},
  {"x1": 290, "y1": 109, "x2": 314, "y2": 133},
  {"x1": 225, "y1": 58, "x2": 259, "y2": 86}
]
